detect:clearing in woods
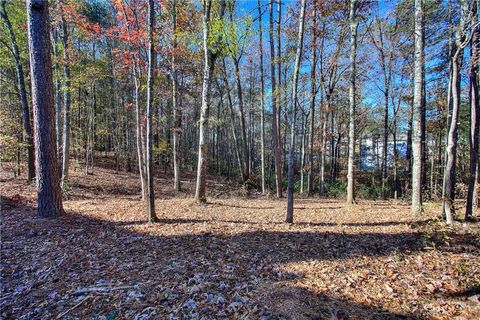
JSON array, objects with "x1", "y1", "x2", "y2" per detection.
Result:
[{"x1": 1, "y1": 162, "x2": 479, "y2": 319}]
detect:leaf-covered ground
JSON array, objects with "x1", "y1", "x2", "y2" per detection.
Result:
[{"x1": 1, "y1": 164, "x2": 479, "y2": 319}]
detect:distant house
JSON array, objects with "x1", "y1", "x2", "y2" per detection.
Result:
[{"x1": 359, "y1": 134, "x2": 408, "y2": 171}]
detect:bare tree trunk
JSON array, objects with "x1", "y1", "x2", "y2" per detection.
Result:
[
  {"x1": 443, "y1": 0, "x2": 467, "y2": 224},
  {"x1": 442, "y1": 3, "x2": 454, "y2": 211},
  {"x1": 406, "y1": 71, "x2": 413, "y2": 193},
  {"x1": 300, "y1": 113, "x2": 307, "y2": 194},
  {"x1": 285, "y1": 0, "x2": 306, "y2": 223},
  {"x1": 51, "y1": 28, "x2": 62, "y2": 164},
  {"x1": 392, "y1": 93, "x2": 400, "y2": 200},
  {"x1": 346, "y1": 0, "x2": 358, "y2": 205},
  {"x1": 474, "y1": 159, "x2": 479, "y2": 212},
  {"x1": 393, "y1": 121, "x2": 398, "y2": 200},
  {"x1": 145, "y1": 0, "x2": 156, "y2": 222},
  {"x1": 134, "y1": 63, "x2": 146, "y2": 200},
  {"x1": 26, "y1": 0, "x2": 64, "y2": 218},
  {"x1": 233, "y1": 59, "x2": 250, "y2": 180},
  {"x1": 466, "y1": 0, "x2": 479, "y2": 219},
  {"x1": 171, "y1": 1, "x2": 181, "y2": 192},
  {"x1": 107, "y1": 44, "x2": 120, "y2": 173},
  {"x1": 382, "y1": 89, "x2": 389, "y2": 199},
  {"x1": 330, "y1": 108, "x2": 336, "y2": 182},
  {"x1": 319, "y1": 97, "x2": 329, "y2": 195},
  {"x1": 411, "y1": 0, "x2": 425, "y2": 215},
  {"x1": 269, "y1": 0, "x2": 282, "y2": 198},
  {"x1": 307, "y1": 1, "x2": 317, "y2": 196},
  {"x1": 1, "y1": 1, "x2": 35, "y2": 182},
  {"x1": 258, "y1": 0, "x2": 266, "y2": 194},
  {"x1": 61, "y1": 15, "x2": 71, "y2": 185},
  {"x1": 195, "y1": 0, "x2": 225, "y2": 202},
  {"x1": 443, "y1": 52, "x2": 462, "y2": 223},
  {"x1": 276, "y1": 0, "x2": 283, "y2": 178},
  {"x1": 248, "y1": 59, "x2": 254, "y2": 176},
  {"x1": 221, "y1": 62, "x2": 245, "y2": 181},
  {"x1": 15, "y1": 133, "x2": 21, "y2": 178}
]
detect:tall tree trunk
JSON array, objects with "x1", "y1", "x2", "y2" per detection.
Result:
[
  {"x1": 61, "y1": 15, "x2": 71, "y2": 185},
  {"x1": 221, "y1": 62, "x2": 245, "y2": 181},
  {"x1": 145, "y1": 0, "x2": 157, "y2": 222},
  {"x1": 319, "y1": 95, "x2": 329, "y2": 195},
  {"x1": 392, "y1": 95, "x2": 400, "y2": 199},
  {"x1": 171, "y1": 1, "x2": 181, "y2": 192},
  {"x1": 346, "y1": 0, "x2": 358, "y2": 205},
  {"x1": 269, "y1": 0, "x2": 282, "y2": 197},
  {"x1": 1, "y1": 1, "x2": 35, "y2": 181},
  {"x1": 466, "y1": 0, "x2": 479, "y2": 219},
  {"x1": 195, "y1": 0, "x2": 224, "y2": 202},
  {"x1": 51, "y1": 28, "x2": 62, "y2": 164},
  {"x1": 330, "y1": 108, "x2": 336, "y2": 182},
  {"x1": 300, "y1": 113, "x2": 307, "y2": 194},
  {"x1": 406, "y1": 70, "x2": 414, "y2": 193},
  {"x1": 441, "y1": 2, "x2": 454, "y2": 211},
  {"x1": 26, "y1": 0, "x2": 64, "y2": 217},
  {"x1": 393, "y1": 119, "x2": 398, "y2": 199},
  {"x1": 443, "y1": 0, "x2": 467, "y2": 224},
  {"x1": 248, "y1": 59, "x2": 254, "y2": 176},
  {"x1": 307, "y1": 1, "x2": 317, "y2": 196},
  {"x1": 276, "y1": 0, "x2": 283, "y2": 177},
  {"x1": 411, "y1": 0, "x2": 425, "y2": 215},
  {"x1": 233, "y1": 59, "x2": 250, "y2": 180},
  {"x1": 382, "y1": 82, "x2": 389, "y2": 199},
  {"x1": 134, "y1": 63, "x2": 146, "y2": 200},
  {"x1": 285, "y1": 0, "x2": 306, "y2": 223},
  {"x1": 258, "y1": 0, "x2": 266, "y2": 194}
]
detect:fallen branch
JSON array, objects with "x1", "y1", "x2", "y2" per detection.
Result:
[
  {"x1": 56, "y1": 295, "x2": 92, "y2": 319},
  {"x1": 73, "y1": 285, "x2": 135, "y2": 296},
  {"x1": 134, "y1": 306, "x2": 157, "y2": 320}
]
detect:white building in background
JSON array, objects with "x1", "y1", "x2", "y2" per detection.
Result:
[{"x1": 359, "y1": 134, "x2": 408, "y2": 171}]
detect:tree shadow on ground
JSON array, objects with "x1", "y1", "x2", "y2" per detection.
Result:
[
  {"x1": 209, "y1": 201, "x2": 276, "y2": 210},
  {"x1": 1, "y1": 196, "x2": 477, "y2": 319},
  {"x1": 116, "y1": 216, "x2": 432, "y2": 229}
]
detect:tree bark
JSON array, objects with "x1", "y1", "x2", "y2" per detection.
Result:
[
  {"x1": 233, "y1": 59, "x2": 249, "y2": 181},
  {"x1": 466, "y1": 0, "x2": 479, "y2": 219},
  {"x1": 307, "y1": 1, "x2": 317, "y2": 196},
  {"x1": 1, "y1": 1, "x2": 35, "y2": 181},
  {"x1": 443, "y1": 0, "x2": 467, "y2": 224},
  {"x1": 171, "y1": 1, "x2": 181, "y2": 192},
  {"x1": 134, "y1": 62, "x2": 146, "y2": 200},
  {"x1": 60, "y1": 14, "x2": 71, "y2": 185},
  {"x1": 276, "y1": 0, "x2": 283, "y2": 178},
  {"x1": 195, "y1": 0, "x2": 225, "y2": 202},
  {"x1": 145, "y1": 0, "x2": 157, "y2": 222},
  {"x1": 258, "y1": 0, "x2": 266, "y2": 194},
  {"x1": 51, "y1": 27, "x2": 62, "y2": 164},
  {"x1": 346, "y1": 0, "x2": 358, "y2": 205},
  {"x1": 300, "y1": 113, "x2": 307, "y2": 194},
  {"x1": 285, "y1": 0, "x2": 306, "y2": 223},
  {"x1": 411, "y1": 0, "x2": 425, "y2": 215},
  {"x1": 221, "y1": 62, "x2": 245, "y2": 181},
  {"x1": 26, "y1": 0, "x2": 64, "y2": 218},
  {"x1": 269, "y1": 0, "x2": 282, "y2": 198},
  {"x1": 406, "y1": 70, "x2": 413, "y2": 193}
]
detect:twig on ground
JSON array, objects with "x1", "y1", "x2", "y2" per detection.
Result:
[
  {"x1": 73, "y1": 285, "x2": 136, "y2": 296},
  {"x1": 56, "y1": 295, "x2": 92, "y2": 319}
]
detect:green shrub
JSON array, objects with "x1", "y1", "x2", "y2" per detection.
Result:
[{"x1": 324, "y1": 180, "x2": 346, "y2": 198}]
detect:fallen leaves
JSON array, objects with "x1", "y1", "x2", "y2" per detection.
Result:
[{"x1": 1, "y1": 165, "x2": 479, "y2": 319}]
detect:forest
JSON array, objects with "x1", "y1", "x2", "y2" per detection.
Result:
[{"x1": 1, "y1": 0, "x2": 479, "y2": 318}]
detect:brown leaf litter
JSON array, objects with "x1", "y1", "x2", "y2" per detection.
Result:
[{"x1": 1, "y1": 165, "x2": 479, "y2": 319}]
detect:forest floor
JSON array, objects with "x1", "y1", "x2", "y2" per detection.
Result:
[{"x1": 1, "y1": 160, "x2": 480, "y2": 320}]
